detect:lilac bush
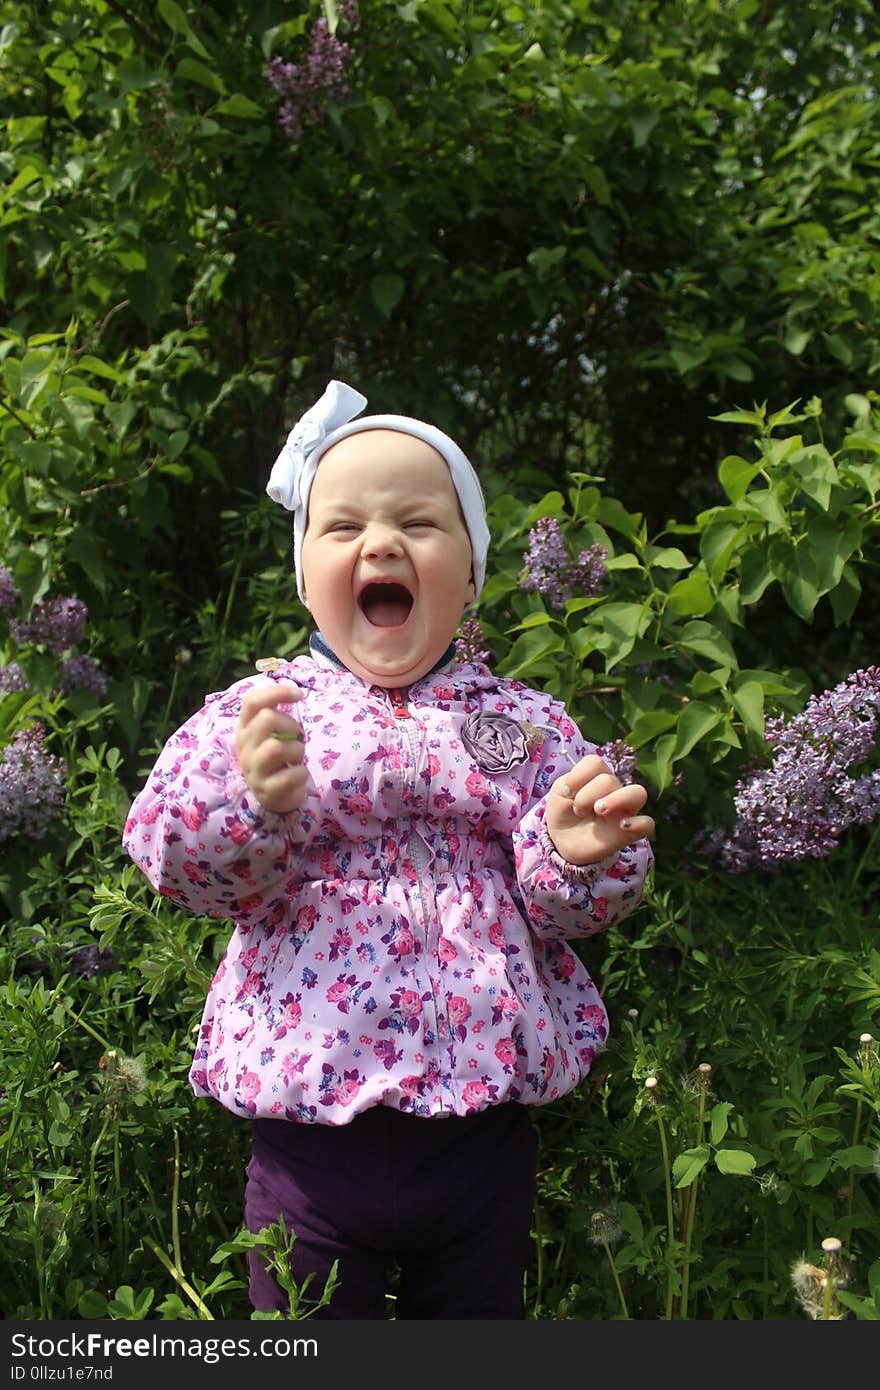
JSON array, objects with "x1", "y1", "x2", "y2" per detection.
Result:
[
  {"x1": 521, "y1": 516, "x2": 607, "y2": 611},
  {"x1": 61, "y1": 653, "x2": 109, "y2": 698},
  {"x1": 0, "y1": 724, "x2": 67, "y2": 842},
  {"x1": 10, "y1": 596, "x2": 88, "y2": 655},
  {"x1": 0, "y1": 662, "x2": 30, "y2": 693},
  {"x1": 1, "y1": 573, "x2": 108, "y2": 695},
  {"x1": 0, "y1": 563, "x2": 18, "y2": 614},
  {"x1": 455, "y1": 617, "x2": 491, "y2": 665},
  {"x1": 596, "y1": 739, "x2": 638, "y2": 785},
  {"x1": 700, "y1": 666, "x2": 880, "y2": 871},
  {"x1": 267, "y1": 4, "x2": 358, "y2": 142}
]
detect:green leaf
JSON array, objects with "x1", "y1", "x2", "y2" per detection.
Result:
[
  {"x1": 580, "y1": 601, "x2": 649, "y2": 671},
  {"x1": 832, "y1": 1145, "x2": 879, "y2": 1171},
  {"x1": 714, "y1": 1149, "x2": 756, "y2": 1176},
  {"x1": 789, "y1": 445, "x2": 837, "y2": 510},
  {"x1": 801, "y1": 1158, "x2": 833, "y2": 1187},
  {"x1": 675, "y1": 620, "x2": 737, "y2": 668},
  {"x1": 158, "y1": 0, "x2": 212, "y2": 59},
  {"x1": 498, "y1": 626, "x2": 565, "y2": 679},
  {"x1": 805, "y1": 513, "x2": 863, "y2": 596},
  {"x1": 603, "y1": 552, "x2": 641, "y2": 571},
  {"x1": 665, "y1": 569, "x2": 714, "y2": 617},
  {"x1": 721, "y1": 357, "x2": 754, "y2": 383},
  {"x1": 829, "y1": 564, "x2": 861, "y2": 626},
  {"x1": 710, "y1": 408, "x2": 765, "y2": 427},
  {"x1": 784, "y1": 325, "x2": 811, "y2": 356},
  {"x1": 740, "y1": 489, "x2": 789, "y2": 531},
  {"x1": 700, "y1": 519, "x2": 743, "y2": 583},
  {"x1": 213, "y1": 94, "x2": 265, "y2": 119},
  {"x1": 674, "y1": 701, "x2": 723, "y2": 760},
  {"x1": 629, "y1": 106, "x2": 659, "y2": 148},
  {"x1": 48, "y1": 1120, "x2": 72, "y2": 1148},
  {"x1": 371, "y1": 273, "x2": 405, "y2": 318},
  {"x1": 627, "y1": 709, "x2": 678, "y2": 749},
  {"x1": 739, "y1": 546, "x2": 775, "y2": 604},
  {"x1": 512, "y1": 610, "x2": 555, "y2": 630},
  {"x1": 768, "y1": 539, "x2": 820, "y2": 621},
  {"x1": 637, "y1": 732, "x2": 676, "y2": 794},
  {"x1": 77, "y1": 354, "x2": 126, "y2": 382},
  {"x1": 673, "y1": 1146, "x2": 710, "y2": 1187},
  {"x1": 175, "y1": 58, "x2": 226, "y2": 94},
  {"x1": 718, "y1": 455, "x2": 760, "y2": 503},
  {"x1": 709, "y1": 1101, "x2": 734, "y2": 1147},
  {"x1": 646, "y1": 545, "x2": 691, "y2": 570},
  {"x1": 68, "y1": 527, "x2": 106, "y2": 594},
  {"x1": 597, "y1": 497, "x2": 640, "y2": 539},
  {"x1": 729, "y1": 680, "x2": 764, "y2": 736}
]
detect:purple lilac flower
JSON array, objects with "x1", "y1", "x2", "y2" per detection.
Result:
[
  {"x1": 596, "y1": 739, "x2": 638, "y2": 785},
  {"x1": 702, "y1": 666, "x2": 880, "y2": 872},
  {"x1": 10, "y1": 596, "x2": 88, "y2": 655},
  {"x1": 0, "y1": 725, "x2": 67, "y2": 842},
  {"x1": 61, "y1": 653, "x2": 109, "y2": 698},
  {"x1": 0, "y1": 564, "x2": 18, "y2": 615},
  {"x1": 521, "y1": 517, "x2": 607, "y2": 612},
  {"x1": 267, "y1": 4, "x2": 357, "y2": 142},
  {"x1": 0, "y1": 662, "x2": 30, "y2": 693},
  {"x1": 455, "y1": 618, "x2": 491, "y2": 666}
]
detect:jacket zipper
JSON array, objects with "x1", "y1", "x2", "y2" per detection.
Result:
[{"x1": 388, "y1": 686, "x2": 448, "y2": 1112}]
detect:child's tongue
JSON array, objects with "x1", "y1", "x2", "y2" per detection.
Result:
[{"x1": 361, "y1": 586, "x2": 412, "y2": 628}]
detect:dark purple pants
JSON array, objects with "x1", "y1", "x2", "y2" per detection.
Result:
[{"x1": 244, "y1": 1102, "x2": 538, "y2": 1319}]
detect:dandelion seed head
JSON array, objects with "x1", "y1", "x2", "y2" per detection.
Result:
[
  {"x1": 97, "y1": 1051, "x2": 148, "y2": 1106},
  {"x1": 755, "y1": 1169, "x2": 780, "y2": 1196},
  {"x1": 791, "y1": 1259, "x2": 826, "y2": 1319},
  {"x1": 588, "y1": 1204, "x2": 624, "y2": 1247}
]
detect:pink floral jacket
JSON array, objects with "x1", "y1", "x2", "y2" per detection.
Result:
[{"x1": 123, "y1": 650, "x2": 653, "y2": 1124}]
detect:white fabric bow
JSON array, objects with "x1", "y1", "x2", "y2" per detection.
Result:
[{"x1": 266, "y1": 379, "x2": 368, "y2": 511}]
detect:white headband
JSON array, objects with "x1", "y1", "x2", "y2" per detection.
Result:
[{"x1": 266, "y1": 379, "x2": 490, "y2": 602}]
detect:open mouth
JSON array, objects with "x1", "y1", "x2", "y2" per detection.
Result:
[{"x1": 358, "y1": 582, "x2": 414, "y2": 628}]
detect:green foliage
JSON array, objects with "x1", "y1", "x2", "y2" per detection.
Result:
[
  {"x1": 1, "y1": 0, "x2": 878, "y2": 1322},
  {"x1": 477, "y1": 396, "x2": 880, "y2": 846}
]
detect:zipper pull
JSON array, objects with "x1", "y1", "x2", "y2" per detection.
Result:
[{"x1": 389, "y1": 688, "x2": 411, "y2": 718}]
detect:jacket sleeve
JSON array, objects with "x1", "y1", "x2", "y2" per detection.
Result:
[
  {"x1": 122, "y1": 676, "x2": 319, "y2": 923},
  {"x1": 509, "y1": 692, "x2": 654, "y2": 941}
]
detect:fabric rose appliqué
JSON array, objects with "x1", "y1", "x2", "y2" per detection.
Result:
[{"x1": 460, "y1": 712, "x2": 531, "y2": 774}]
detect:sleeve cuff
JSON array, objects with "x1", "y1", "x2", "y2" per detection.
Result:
[
  {"x1": 222, "y1": 765, "x2": 298, "y2": 835},
  {"x1": 540, "y1": 828, "x2": 619, "y2": 884}
]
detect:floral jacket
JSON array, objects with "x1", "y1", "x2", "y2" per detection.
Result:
[{"x1": 123, "y1": 644, "x2": 653, "y2": 1124}]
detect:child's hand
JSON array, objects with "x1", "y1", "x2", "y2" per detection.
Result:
[
  {"x1": 235, "y1": 682, "x2": 308, "y2": 814},
  {"x1": 545, "y1": 754, "x2": 655, "y2": 865}
]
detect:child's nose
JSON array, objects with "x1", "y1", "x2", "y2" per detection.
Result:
[{"x1": 362, "y1": 523, "x2": 404, "y2": 558}]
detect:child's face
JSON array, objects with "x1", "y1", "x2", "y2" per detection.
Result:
[{"x1": 301, "y1": 429, "x2": 476, "y2": 687}]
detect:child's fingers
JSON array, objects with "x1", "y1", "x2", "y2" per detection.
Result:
[
  {"x1": 616, "y1": 811, "x2": 656, "y2": 841},
  {"x1": 238, "y1": 681, "x2": 302, "y2": 731},
  {"x1": 555, "y1": 754, "x2": 611, "y2": 800}
]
